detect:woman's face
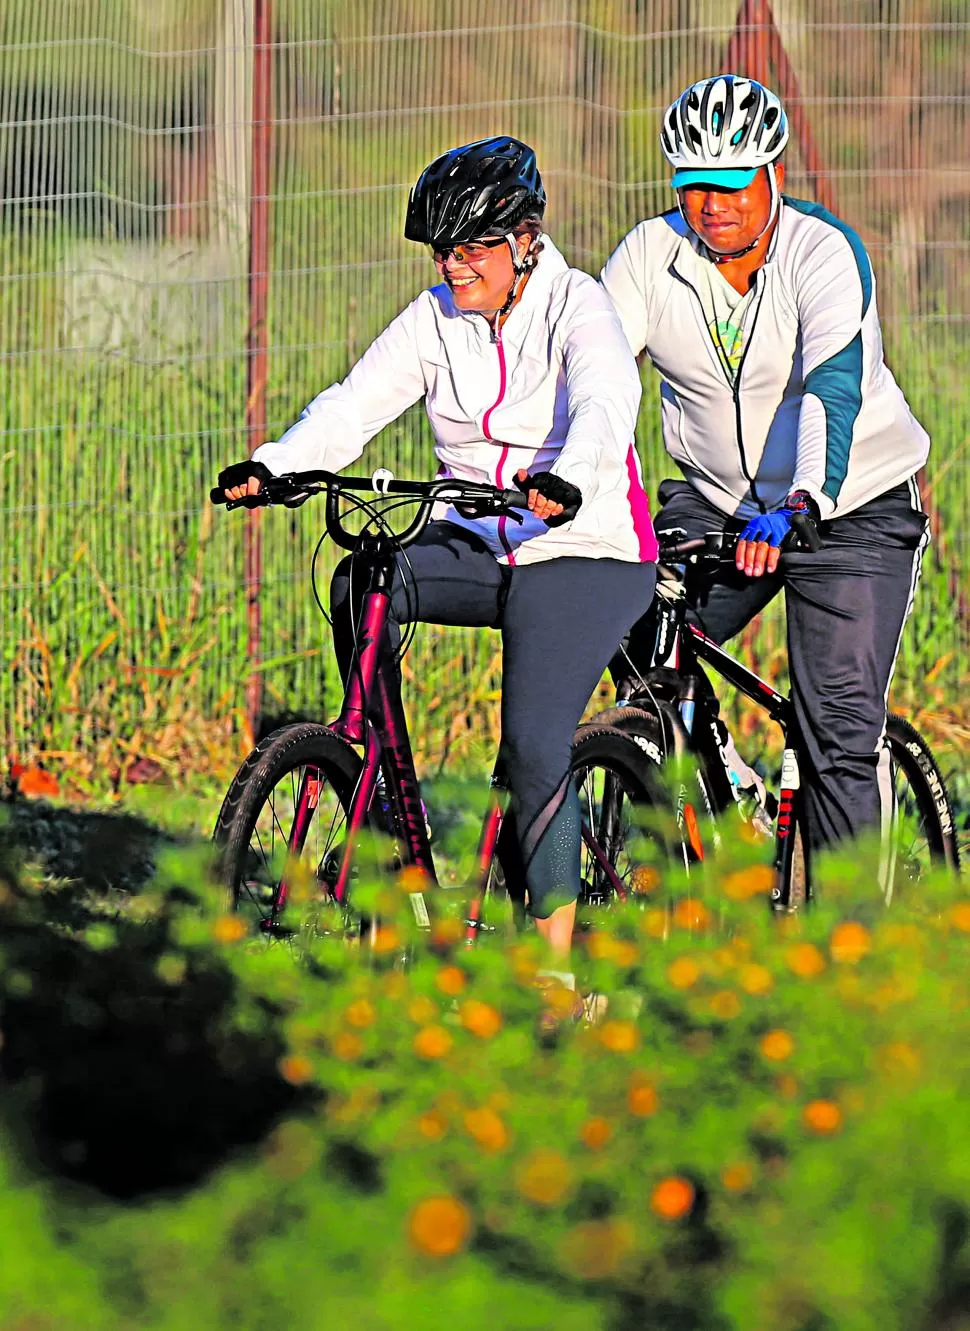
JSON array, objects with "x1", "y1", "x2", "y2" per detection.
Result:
[{"x1": 433, "y1": 234, "x2": 532, "y2": 312}]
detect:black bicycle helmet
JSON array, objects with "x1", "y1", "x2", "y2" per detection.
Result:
[{"x1": 404, "y1": 136, "x2": 546, "y2": 249}]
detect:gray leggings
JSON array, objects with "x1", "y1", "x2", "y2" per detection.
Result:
[{"x1": 331, "y1": 522, "x2": 655, "y2": 916}]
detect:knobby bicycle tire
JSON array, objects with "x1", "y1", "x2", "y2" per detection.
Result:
[
  {"x1": 883, "y1": 712, "x2": 960, "y2": 892},
  {"x1": 213, "y1": 723, "x2": 367, "y2": 935}
]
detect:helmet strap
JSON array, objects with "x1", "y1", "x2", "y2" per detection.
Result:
[{"x1": 498, "y1": 232, "x2": 540, "y2": 318}]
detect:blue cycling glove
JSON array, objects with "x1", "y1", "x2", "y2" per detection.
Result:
[{"x1": 737, "y1": 507, "x2": 796, "y2": 547}]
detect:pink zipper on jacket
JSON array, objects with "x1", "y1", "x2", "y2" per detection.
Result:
[{"x1": 481, "y1": 327, "x2": 515, "y2": 565}]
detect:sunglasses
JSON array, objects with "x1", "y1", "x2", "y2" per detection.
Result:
[{"x1": 430, "y1": 237, "x2": 508, "y2": 265}]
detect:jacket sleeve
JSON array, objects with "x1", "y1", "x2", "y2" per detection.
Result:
[
  {"x1": 547, "y1": 277, "x2": 643, "y2": 503},
  {"x1": 790, "y1": 226, "x2": 874, "y2": 516},
  {"x1": 598, "y1": 224, "x2": 651, "y2": 356},
  {"x1": 252, "y1": 299, "x2": 427, "y2": 475}
]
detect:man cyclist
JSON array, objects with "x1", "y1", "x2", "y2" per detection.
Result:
[
  {"x1": 601, "y1": 74, "x2": 930, "y2": 864},
  {"x1": 220, "y1": 136, "x2": 657, "y2": 967}
]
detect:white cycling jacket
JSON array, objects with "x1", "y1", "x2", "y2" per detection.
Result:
[
  {"x1": 254, "y1": 237, "x2": 656, "y2": 566},
  {"x1": 600, "y1": 196, "x2": 930, "y2": 520}
]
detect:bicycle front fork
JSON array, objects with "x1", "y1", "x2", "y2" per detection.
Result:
[{"x1": 771, "y1": 745, "x2": 811, "y2": 911}]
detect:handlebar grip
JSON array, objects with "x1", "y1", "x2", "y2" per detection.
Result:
[
  {"x1": 209, "y1": 486, "x2": 267, "y2": 511},
  {"x1": 790, "y1": 511, "x2": 822, "y2": 552}
]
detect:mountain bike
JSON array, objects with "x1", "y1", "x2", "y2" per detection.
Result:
[
  {"x1": 209, "y1": 468, "x2": 660, "y2": 943},
  {"x1": 596, "y1": 530, "x2": 960, "y2": 909}
]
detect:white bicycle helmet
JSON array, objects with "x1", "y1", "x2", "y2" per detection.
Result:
[
  {"x1": 660, "y1": 74, "x2": 789, "y2": 256},
  {"x1": 661, "y1": 74, "x2": 789, "y2": 187}
]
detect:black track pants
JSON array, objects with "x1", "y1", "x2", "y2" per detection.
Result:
[
  {"x1": 332, "y1": 522, "x2": 656, "y2": 916},
  {"x1": 623, "y1": 479, "x2": 929, "y2": 854}
]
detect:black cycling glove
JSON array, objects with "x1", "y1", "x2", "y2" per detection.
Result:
[
  {"x1": 515, "y1": 471, "x2": 582, "y2": 527},
  {"x1": 217, "y1": 458, "x2": 273, "y2": 493}
]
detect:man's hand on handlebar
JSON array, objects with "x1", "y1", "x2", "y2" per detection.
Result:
[
  {"x1": 514, "y1": 469, "x2": 582, "y2": 527},
  {"x1": 218, "y1": 459, "x2": 273, "y2": 504},
  {"x1": 735, "y1": 491, "x2": 821, "y2": 577}
]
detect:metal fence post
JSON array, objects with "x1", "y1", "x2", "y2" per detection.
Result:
[{"x1": 245, "y1": 0, "x2": 272, "y2": 738}]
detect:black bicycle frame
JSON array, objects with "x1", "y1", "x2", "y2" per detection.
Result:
[{"x1": 638, "y1": 555, "x2": 809, "y2": 908}]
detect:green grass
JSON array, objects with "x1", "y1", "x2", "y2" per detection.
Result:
[{"x1": 0, "y1": 792, "x2": 969, "y2": 1329}]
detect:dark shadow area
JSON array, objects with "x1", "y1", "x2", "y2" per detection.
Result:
[{"x1": 0, "y1": 800, "x2": 310, "y2": 1199}]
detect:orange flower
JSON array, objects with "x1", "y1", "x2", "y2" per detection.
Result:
[
  {"x1": 586, "y1": 933, "x2": 618, "y2": 962},
  {"x1": 802, "y1": 1099, "x2": 842, "y2": 1135},
  {"x1": 16, "y1": 766, "x2": 60, "y2": 799},
  {"x1": 398, "y1": 864, "x2": 430, "y2": 893},
  {"x1": 372, "y1": 925, "x2": 401, "y2": 955},
  {"x1": 667, "y1": 956, "x2": 700, "y2": 989},
  {"x1": 580, "y1": 1116, "x2": 612, "y2": 1150},
  {"x1": 640, "y1": 908, "x2": 668, "y2": 939},
  {"x1": 759, "y1": 1029, "x2": 795, "y2": 1062},
  {"x1": 435, "y1": 965, "x2": 466, "y2": 997},
  {"x1": 413, "y1": 1025, "x2": 452, "y2": 1060},
  {"x1": 417, "y1": 1109, "x2": 448, "y2": 1141},
  {"x1": 651, "y1": 1175, "x2": 695, "y2": 1221},
  {"x1": 408, "y1": 1196, "x2": 472, "y2": 1258},
  {"x1": 510, "y1": 944, "x2": 539, "y2": 984},
  {"x1": 721, "y1": 1162, "x2": 755, "y2": 1193},
  {"x1": 948, "y1": 903, "x2": 970, "y2": 933},
  {"x1": 459, "y1": 999, "x2": 503, "y2": 1040},
  {"x1": 408, "y1": 995, "x2": 438, "y2": 1024},
  {"x1": 631, "y1": 865, "x2": 660, "y2": 895},
  {"x1": 431, "y1": 917, "x2": 465, "y2": 948},
  {"x1": 612, "y1": 939, "x2": 640, "y2": 967},
  {"x1": 516, "y1": 1149, "x2": 573, "y2": 1206},
  {"x1": 672, "y1": 898, "x2": 710, "y2": 931},
  {"x1": 278, "y1": 1053, "x2": 314, "y2": 1085},
  {"x1": 786, "y1": 943, "x2": 826, "y2": 978},
  {"x1": 213, "y1": 915, "x2": 248, "y2": 945},
  {"x1": 344, "y1": 998, "x2": 376, "y2": 1029},
  {"x1": 830, "y1": 921, "x2": 871, "y2": 964},
  {"x1": 332, "y1": 1031, "x2": 363, "y2": 1062},
  {"x1": 463, "y1": 1107, "x2": 509, "y2": 1153},
  {"x1": 627, "y1": 1080, "x2": 660, "y2": 1117},
  {"x1": 709, "y1": 989, "x2": 742, "y2": 1020},
  {"x1": 723, "y1": 865, "x2": 776, "y2": 900},
  {"x1": 876, "y1": 1042, "x2": 921, "y2": 1078},
  {"x1": 599, "y1": 1020, "x2": 639, "y2": 1054},
  {"x1": 738, "y1": 963, "x2": 774, "y2": 996}
]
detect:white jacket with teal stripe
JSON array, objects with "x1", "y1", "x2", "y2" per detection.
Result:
[{"x1": 600, "y1": 196, "x2": 929, "y2": 520}]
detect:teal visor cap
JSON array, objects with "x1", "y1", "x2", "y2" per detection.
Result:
[{"x1": 671, "y1": 166, "x2": 758, "y2": 190}]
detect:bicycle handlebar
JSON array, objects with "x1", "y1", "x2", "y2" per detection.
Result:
[
  {"x1": 209, "y1": 468, "x2": 530, "y2": 551},
  {"x1": 658, "y1": 514, "x2": 822, "y2": 567}
]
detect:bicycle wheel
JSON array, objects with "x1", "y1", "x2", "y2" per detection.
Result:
[
  {"x1": 882, "y1": 713, "x2": 960, "y2": 898},
  {"x1": 213, "y1": 723, "x2": 367, "y2": 936},
  {"x1": 473, "y1": 724, "x2": 672, "y2": 937},
  {"x1": 570, "y1": 723, "x2": 679, "y2": 910},
  {"x1": 592, "y1": 703, "x2": 714, "y2": 867}
]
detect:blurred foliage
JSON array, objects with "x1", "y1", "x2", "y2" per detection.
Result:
[{"x1": 0, "y1": 792, "x2": 968, "y2": 1328}]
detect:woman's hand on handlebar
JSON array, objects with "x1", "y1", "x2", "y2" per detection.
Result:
[
  {"x1": 217, "y1": 459, "x2": 273, "y2": 504},
  {"x1": 514, "y1": 469, "x2": 582, "y2": 527}
]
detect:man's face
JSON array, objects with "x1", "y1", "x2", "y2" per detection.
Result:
[{"x1": 679, "y1": 162, "x2": 785, "y2": 255}]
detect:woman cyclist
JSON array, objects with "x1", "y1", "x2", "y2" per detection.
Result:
[{"x1": 219, "y1": 136, "x2": 657, "y2": 969}]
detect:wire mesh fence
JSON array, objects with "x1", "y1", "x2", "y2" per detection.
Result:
[{"x1": 1, "y1": 0, "x2": 967, "y2": 763}]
